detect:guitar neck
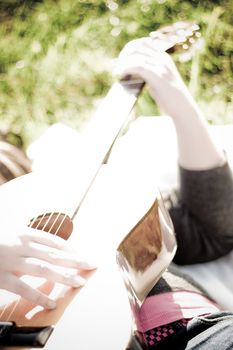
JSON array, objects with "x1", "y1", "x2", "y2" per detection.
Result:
[
  {"x1": 70, "y1": 22, "x2": 200, "y2": 219},
  {"x1": 71, "y1": 77, "x2": 145, "y2": 220}
]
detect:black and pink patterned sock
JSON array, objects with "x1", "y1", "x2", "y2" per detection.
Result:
[{"x1": 142, "y1": 318, "x2": 190, "y2": 348}]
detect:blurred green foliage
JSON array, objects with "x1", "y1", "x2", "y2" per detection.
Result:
[{"x1": 0, "y1": 0, "x2": 232, "y2": 147}]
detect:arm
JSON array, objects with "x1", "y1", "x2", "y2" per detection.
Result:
[
  {"x1": 116, "y1": 37, "x2": 225, "y2": 170},
  {"x1": 116, "y1": 37, "x2": 233, "y2": 264}
]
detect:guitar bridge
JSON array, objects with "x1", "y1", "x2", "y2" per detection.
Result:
[{"x1": 0, "y1": 322, "x2": 53, "y2": 348}]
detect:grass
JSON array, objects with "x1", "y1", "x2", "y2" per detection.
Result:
[{"x1": 0, "y1": 0, "x2": 232, "y2": 148}]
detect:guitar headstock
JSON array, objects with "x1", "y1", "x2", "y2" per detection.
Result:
[{"x1": 149, "y1": 21, "x2": 201, "y2": 60}]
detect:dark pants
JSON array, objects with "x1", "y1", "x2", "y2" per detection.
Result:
[{"x1": 128, "y1": 312, "x2": 233, "y2": 350}]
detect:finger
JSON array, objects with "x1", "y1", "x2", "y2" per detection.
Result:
[
  {"x1": 118, "y1": 48, "x2": 169, "y2": 71},
  {"x1": 118, "y1": 37, "x2": 150, "y2": 59},
  {"x1": 8, "y1": 281, "x2": 56, "y2": 319},
  {"x1": 119, "y1": 37, "x2": 174, "y2": 60},
  {"x1": 115, "y1": 54, "x2": 163, "y2": 81},
  {"x1": 117, "y1": 39, "x2": 173, "y2": 78},
  {"x1": 22, "y1": 244, "x2": 97, "y2": 270},
  {"x1": 15, "y1": 258, "x2": 87, "y2": 288},
  {"x1": 21, "y1": 227, "x2": 76, "y2": 253},
  {"x1": 0, "y1": 271, "x2": 57, "y2": 309},
  {"x1": 115, "y1": 54, "x2": 147, "y2": 76},
  {"x1": 118, "y1": 37, "x2": 164, "y2": 63}
]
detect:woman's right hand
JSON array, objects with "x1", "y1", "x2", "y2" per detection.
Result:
[{"x1": 0, "y1": 227, "x2": 96, "y2": 309}]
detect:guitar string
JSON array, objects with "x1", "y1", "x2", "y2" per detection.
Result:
[
  {"x1": 47, "y1": 212, "x2": 67, "y2": 236},
  {"x1": 46, "y1": 212, "x2": 62, "y2": 234},
  {"x1": 53, "y1": 213, "x2": 68, "y2": 236}
]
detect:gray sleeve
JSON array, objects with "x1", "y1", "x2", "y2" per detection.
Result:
[{"x1": 169, "y1": 161, "x2": 233, "y2": 265}]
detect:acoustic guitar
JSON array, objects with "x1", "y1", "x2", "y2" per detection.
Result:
[{"x1": 0, "y1": 22, "x2": 200, "y2": 349}]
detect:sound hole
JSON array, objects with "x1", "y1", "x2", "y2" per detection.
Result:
[{"x1": 29, "y1": 212, "x2": 73, "y2": 240}]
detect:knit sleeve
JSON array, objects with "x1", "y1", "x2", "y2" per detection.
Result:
[{"x1": 169, "y1": 161, "x2": 233, "y2": 264}]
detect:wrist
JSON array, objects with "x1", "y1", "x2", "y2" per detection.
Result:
[{"x1": 152, "y1": 84, "x2": 202, "y2": 121}]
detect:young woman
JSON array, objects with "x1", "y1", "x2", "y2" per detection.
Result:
[
  {"x1": 0, "y1": 35, "x2": 233, "y2": 349},
  {"x1": 116, "y1": 37, "x2": 233, "y2": 349}
]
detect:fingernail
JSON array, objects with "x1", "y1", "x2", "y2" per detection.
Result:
[
  {"x1": 78, "y1": 262, "x2": 98, "y2": 270},
  {"x1": 72, "y1": 276, "x2": 86, "y2": 287},
  {"x1": 47, "y1": 299, "x2": 57, "y2": 309}
]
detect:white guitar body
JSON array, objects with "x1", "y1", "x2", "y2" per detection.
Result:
[{"x1": 0, "y1": 158, "x2": 164, "y2": 350}]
